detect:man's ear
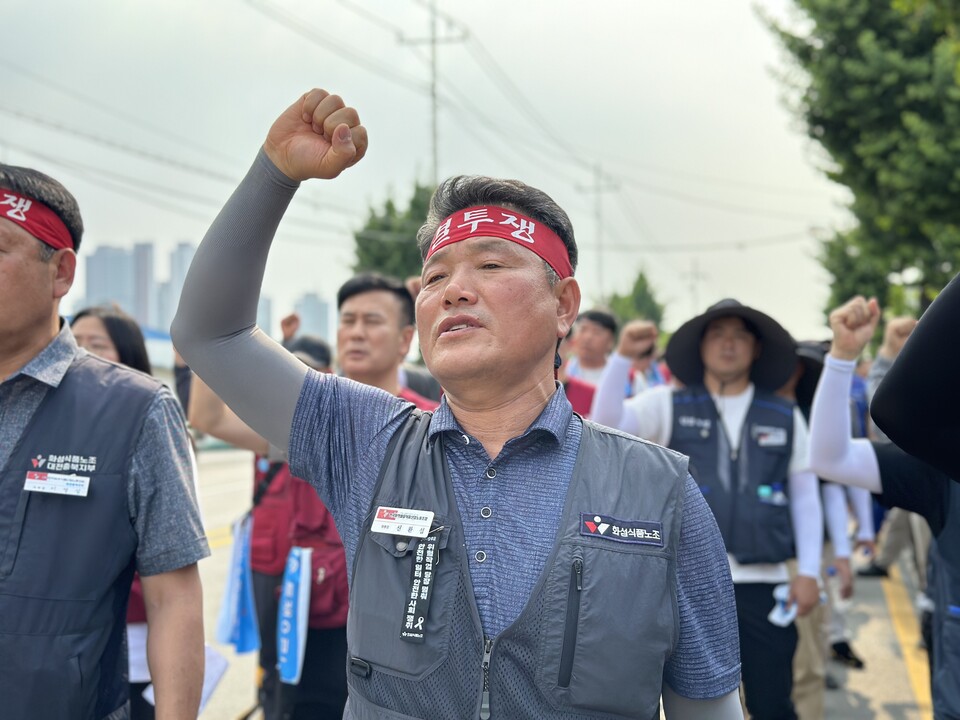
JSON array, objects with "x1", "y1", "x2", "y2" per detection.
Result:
[
  {"x1": 399, "y1": 324, "x2": 416, "y2": 358},
  {"x1": 555, "y1": 277, "x2": 581, "y2": 341},
  {"x1": 753, "y1": 341, "x2": 762, "y2": 362},
  {"x1": 52, "y1": 249, "x2": 76, "y2": 300}
]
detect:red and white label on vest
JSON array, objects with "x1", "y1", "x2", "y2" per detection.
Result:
[
  {"x1": 372, "y1": 506, "x2": 435, "y2": 538},
  {"x1": 580, "y1": 513, "x2": 663, "y2": 547},
  {"x1": 24, "y1": 471, "x2": 90, "y2": 497}
]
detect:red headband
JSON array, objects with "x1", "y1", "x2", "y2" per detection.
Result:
[
  {"x1": 0, "y1": 190, "x2": 73, "y2": 251},
  {"x1": 426, "y1": 205, "x2": 573, "y2": 279}
]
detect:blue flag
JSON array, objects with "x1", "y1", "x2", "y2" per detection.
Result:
[
  {"x1": 215, "y1": 515, "x2": 260, "y2": 654},
  {"x1": 277, "y1": 546, "x2": 313, "y2": 684}
]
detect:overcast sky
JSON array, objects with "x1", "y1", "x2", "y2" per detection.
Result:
[{"x1": 4, "y1": 0, "x2": 853, "y2": 339}]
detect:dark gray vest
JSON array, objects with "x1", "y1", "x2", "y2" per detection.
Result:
[
  {"x1": 930, "y1": 483, "x2": 960, "y2": 719},
  {"x1": 0, "y1": 353, "x2": 159, "y2": 720},
  {"x1": 344, "y1": 411, "x2": 687, "y2": 719},
  {"x1": 671, "y1": 386, "x2": 795, "y2": 564}
]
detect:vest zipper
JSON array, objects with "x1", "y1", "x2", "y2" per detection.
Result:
[
  {"x1": 480, "y1": 636, "x2": 493, "y2": 719},
  {"x1": 558, "y1": 557, "x2": 583, "y2": 688}
]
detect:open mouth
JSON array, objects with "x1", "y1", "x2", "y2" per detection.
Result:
[{"x1": 438, "y1": 316, "x2": 481, "y2": 336}]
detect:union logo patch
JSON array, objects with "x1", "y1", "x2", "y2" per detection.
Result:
[{"x1": 580, "y1": 513, "x2": 664, "y2": 547}]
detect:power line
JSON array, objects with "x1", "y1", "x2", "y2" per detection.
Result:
[
  {"x1": 618, "y1": 176, "x2": 820, "y2": 222},
  {"x1": 413, "y1": 4, "x2": 820, "y2": 234},
  {"x1": 405, "y1": 0, "x2": 590, "y2": 168},
  {"x1": 2, "y1": 107, "x2": 358, "y2": 217},
  {"x1": 601, "y1": 230, "x2": 811, "y2": 253},
  {"x1": 612, "y1": 190, "x2": 684, "y2": 278},
  {"x1": 397, "y1": 1, "x2": 468, "y2": 184},
  {"x1": 9, "y1": 142, "x2": 354, "y2": 238},
  {"x1": 593, "y1": 150, "x2": 832, "y2": 199},
  {"x1": 244, "y1": 0, "x2": 430, "y2": 95},
  {"x1": 333, "y1": 0, "x2": 406, "y2": 37},
  {"x1": 1, "y1": 105, "x2": 238, "y2": 183},
  {"x1": 0, "y1": 56, "x2": 239, "y2": 167},
  {"x1": 333, "y1": 0, "x2": 817, "y2": 228},
  {"x1": 464, "y1": 38, "x2": 589, "y2": 169}
]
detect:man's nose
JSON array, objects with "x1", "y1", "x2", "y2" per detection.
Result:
[{"x1": 441, "y1": 271, "x2": 478, "y2": 307}]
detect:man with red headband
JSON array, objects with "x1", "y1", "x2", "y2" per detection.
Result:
[
  {"x1": 173, "y1": 88, "x2": 744, "y2": 719},
  {"x1": 0, "y1": 165, "x2": 208, "y2": 719}
]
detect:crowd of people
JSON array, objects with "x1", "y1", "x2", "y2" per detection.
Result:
[{"x1": 2, "y1": 85, "x2": 959, "y2": 720}]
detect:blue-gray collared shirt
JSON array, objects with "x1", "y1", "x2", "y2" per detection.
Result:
[
  {"x1": 290, "y1": 370, "x2": 740, "y2": 699},
  {"x1": 0, "y1": 323, "x2": 209, "y2": 575}
]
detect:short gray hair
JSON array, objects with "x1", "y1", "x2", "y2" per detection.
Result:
[
  {"x1": 36, "y1": 239, "x2": 56, "y2": 262},
  {"x1": 0, "y1": 163, "x2": 84, "y2": 252}
]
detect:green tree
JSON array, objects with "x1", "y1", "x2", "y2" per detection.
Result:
[
  {"x1": 768, "y1": 0, "x2": 960, "y2": 314},
  {"x1": 605, "y1": 270, "x2": 664, "y2": 327},
  {"x1": 353, "y1": 182, "x2": 434, "y2": 279}
]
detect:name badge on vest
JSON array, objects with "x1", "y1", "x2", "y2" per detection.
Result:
[
  {"x1": 24, "y1": 471, "x2": 90, "y2": 497},
  {"x1": 753, "y1": 425, "x2": 787, "y2": 447},
  {"x1": 400, "y1": 533, "x2": 440, "y2": 643},
  {"x1": 372, "y1": 506, "x2": 435, "y2": 538}
]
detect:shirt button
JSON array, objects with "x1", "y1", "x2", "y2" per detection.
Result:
[
  {"x1": 480, "y1": 507, "x2": 492, "y2": 519},
  {"x1": 395, "y1": 541, "x2": 408, "y2": 552},
  {"x1": 475, "y1": 550, "x2": 487, "y2": 563},
  {"x1": 485, "y1": 467, "x2": 497, "y2": 479},
  {"x1": 461, "y1": 434, "x2": 470, "y2": 445}
]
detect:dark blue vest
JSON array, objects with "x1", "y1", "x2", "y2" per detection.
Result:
[
  {"x1": 0, "y1": 353, "x2": 160, "y2": 719},
  {"x1": 671, "y1": 385, "x2": 795, "y2": 565},
  {"x1": 930, "y1": 484, "x2": 960, "y2": 719}
]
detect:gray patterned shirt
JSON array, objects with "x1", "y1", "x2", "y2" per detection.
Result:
[{"x1": 0, "y1": 323, "x2": 209, "y2": 575}]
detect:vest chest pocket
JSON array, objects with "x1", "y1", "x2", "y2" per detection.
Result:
[
  {"x1": 348, "y1": 522, "x2": 457, "y2": 680},
  {"x1": 0, "y1": 472, "x2": 130, "y2": 595},
  {"x1": 933, "y1": 610, "x2": 960, "y2": 715},
  {"x1": 537, "y1": 543, "x2": 675, "y2": 718},
  {"x1": 0, "y1": 488, "x2": 31, "y2": 579}
]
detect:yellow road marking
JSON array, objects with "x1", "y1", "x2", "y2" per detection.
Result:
[
  {"x1": 883, "y1": 564, "x2": 933, "y2": 719},
  {"x1": 206, "y1": 524, "x2": 234, "y2": 551}
]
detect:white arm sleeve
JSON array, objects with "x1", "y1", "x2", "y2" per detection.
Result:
[
  {"x1": 789, "y1": 468, "x2": 823, "y2": 578},
  {"x1": 821, "y1": 482, "x2": 852, "y2": 558},
  {"x1": 589, "y1": 353, "x2": 638, "y2": 433},
  {"x1": 848, "y1": 486, "x2": 876, "y2": 541},
  {"x1": 808, "y1": 356, "x2": 883, "y2": 494},
  {"x1": 662, "y1": 687, "x2": 743, "y2": 720}
]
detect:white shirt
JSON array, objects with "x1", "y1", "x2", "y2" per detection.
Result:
[{"x1": 590, "y1": 354, "x2": 823, "y2": 582}]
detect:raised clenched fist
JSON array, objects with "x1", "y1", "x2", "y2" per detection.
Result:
[
  {"x1": 828, "y1": 296, "x2": 881, "y2": 361},
  {"x1": 617, "y1": 319, "x2": 659, "y2": 361}
]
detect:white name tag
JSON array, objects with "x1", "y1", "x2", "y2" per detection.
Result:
[
  {"x1": 371, "y1": 506, "x2": 435, "y2": 538},
  {"x1": 24, "y1": 471, "x2": 90, "y2": 497},
  {"x1": 755, "y1": 426, "x2": 788, "y2": 447}
]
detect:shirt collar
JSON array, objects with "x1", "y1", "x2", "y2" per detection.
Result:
[
  {"x1": 13, "y1": 321, "x2": 81, "y2": 388},
  {"x1": 428, "y1": 383, "x2": 574, "y2": 449}
]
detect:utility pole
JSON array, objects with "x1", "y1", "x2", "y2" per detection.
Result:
[
  {"x1": 683, "y1": 257, "x2": 709, "y2": 315},
  {"x1": 429, "y1": 0, "x2": 438, "y2": 185},
  {"x1": 400, "y1": 2, "x2": 467, "y2": 185},
  {"x1": 577, "y1": 164, "x2": 618, "y2": 299}
]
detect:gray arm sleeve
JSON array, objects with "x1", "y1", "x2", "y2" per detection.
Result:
[
  {"x1": 662, "y1": 687, "x2": 743, "y2": 719},
  {"x1": 170, "y1": 150, "x2": 308, "y2": 452}
]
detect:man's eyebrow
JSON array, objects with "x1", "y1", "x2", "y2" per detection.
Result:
[{"x1": 423, "y1": 238, "x2": 523, "y2": 272}]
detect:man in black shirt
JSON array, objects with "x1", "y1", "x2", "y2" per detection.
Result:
[{"x1": 808, "y1": 295, "x2": 958, "y2": 718}]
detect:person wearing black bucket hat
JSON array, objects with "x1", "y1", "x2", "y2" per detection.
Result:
[{"x1": 593, "y1": 298, "x2": 824, "y2": 720}]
